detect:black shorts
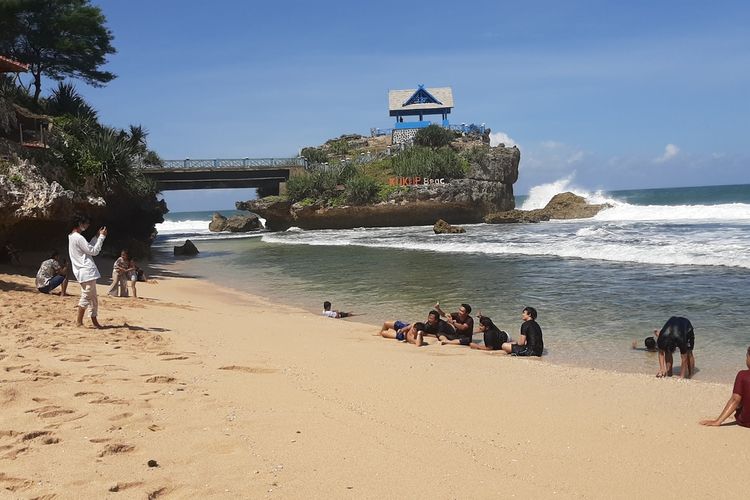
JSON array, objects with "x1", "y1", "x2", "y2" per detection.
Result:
[
  {"x1": 483, "y1": 330, "x2": 509, "y2": 350},
  {"x1": 511, "y1": 344, "x2": 541, "y2": 357},
  {"x1": 658, "y1": 332, "x2": 694, "y2": 355}
]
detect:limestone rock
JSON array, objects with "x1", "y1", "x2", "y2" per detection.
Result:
[
  {"x1": 173, "y1": 239, "x2": 199, "y2": 256},
  {"x1": 223, "y1": 214, "x2": 261, "y2": 232},
  {"x1": 541, "y1": 192, "x2": 609, "y2": 219},
  {"x1": 208, "y1": 212, "x2": 227, "y2": 232},
  {"x1": 484, "y1": 210, "x2": 549, "y2": 224},
  {"x1": 434, "y1": 219, "x2": 466, "y2": 234}
]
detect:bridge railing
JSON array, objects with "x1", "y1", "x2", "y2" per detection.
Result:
[{"x1": 139, "y1": 157, "x2": 308, "y2": 170}]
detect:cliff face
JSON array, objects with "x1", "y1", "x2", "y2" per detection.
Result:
[
  {"x1": 0, "y1": 160, "x2": 166, "y2": 257},
  {"x1": 237, "y1": 144, "x2": 520, "y2": 231}
]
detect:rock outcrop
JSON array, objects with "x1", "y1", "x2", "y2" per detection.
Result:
[
  {"x1": 434, "y1": 219, "x2": 465, "y2": 234},
  {"x1": 237, "y1": 143, "x2": 520, "y2": 230},
  {"x1": 485, "y1": 192, "x2": 610, "y2": 224},
  {"x1": 209, "y1": 212, "x2": 261, "y2": 232},
  {"x1": 0, "y1": 160, "x2": 166, "y2": 258}
]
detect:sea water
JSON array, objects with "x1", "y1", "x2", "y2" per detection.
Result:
[{"x1": 154, "y1": 182, "x2": 750, "y2": 382}]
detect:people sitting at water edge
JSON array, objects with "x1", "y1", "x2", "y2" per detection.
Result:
[
  {"x1": 108, "y1": 249, "x2": 135, "y2": 297},
  {"x1": 35, "y1": 250, "x2": 69, "y2": 296},
  {"x1": 469, "y1": 316, "x2": 510, "y2": 351},
  {"x1": 655, "y1": 316, "x2": 695, "y2": 379},
  {"x1": 322, "y1": 301, "x2": 353, "y2": 318},
  {"x1": 379, "y1": 320, "x2": 411, "y2": 341},
  {"x1": 434, "y1": 302, "x2": 474, "y2": 346},
  {"x1": 499, "y1": 307, "x2": 544, "y2": 357},
  {"x1": 700, "y1": 346, "x2": 750, "y2": 428}
]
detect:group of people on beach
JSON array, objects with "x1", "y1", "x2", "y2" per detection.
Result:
[
  {"x1": 324, "y1": 301, "x2": 748, "y2": 428},
  {"x1": 32, "y1": 214, "x2": 150, "y2": 328},
  {"x1": 377, "y1": 302, "x2": 544, "y2": 356}
]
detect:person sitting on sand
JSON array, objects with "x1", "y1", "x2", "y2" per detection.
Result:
[
  {"x1": 68, "y1": 214, "x2": 106, "y2": 328},
  {"x1": 700, "y1": 346, "x2": 750, "y2": 428},
  {"x1": 322, "y1": 301, "x2": 353, "y2": 318},
  {"x1": 434, "y1": 302, "x2": 474, "y2": 346},
  {"x1": 107, "y1": 249, "x2": 135, "y2": 297},
  {"x1": 379, "y1": 320, "x2": 411, "y2": 341},
  {"x1": 470, "y1": 316, "x2": 510, "y2": 351},
  {"x1": 35, "y1": 250, "x2": 69, "y2": 296},
  {"x1": 499, "y1": 307, "x2": 544, "y2": 357},
  {"x1": 655, "y1": 316, "x2": 695, "y2": 379}
]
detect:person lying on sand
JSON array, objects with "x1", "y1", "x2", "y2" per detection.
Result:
[
  {"x1": 434, "y1": 302, "x2": 474, "y2": 346},
  {"x1": 378, "y1": 320, "x2": 411, "y2": 340},
  {"x1": 700, "y1": 346, "x2": 750, "y2": 427},
  {"x1": 406, "y1": 309, "x2": 454, "y2": 341},
  {"x1": 655, "y1": 316, "x2": 695, "y2": 379},
  {"x1": 498, "y1": 307, "x2": 544, "y2": 357},
  {"x1": 322, "y1": 301, "x2": 354, "y2": 318},
  {"x1": 35, "y1": 250, "x2": 69, "y2": 296},
  {"x1": 469, "y1": 315, "x2": 510, "y2": 351}
]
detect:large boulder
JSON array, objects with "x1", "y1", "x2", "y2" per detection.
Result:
[
  {"x1": 208, "y1": 212, "x2": 227, "y2": 232},
  {"x1": 224, "y1": 214, "x2": 261, "y2": 232},
  {"x1": 484, "y1": 209, "x2": 549, "y2": 224},
  {"x1": 540, "y1": 192, "x2": 609, "y2": 219},
  {"x1": 174, "y1": 239, "x2": 199, "y2": 256},
  {"x1": 434, "y1": 219, "x2": 466, "y2": 234}
]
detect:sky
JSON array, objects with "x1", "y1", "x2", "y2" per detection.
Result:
[{"x1": 38, "y1": 0, "x2": 750, "y2": 211}]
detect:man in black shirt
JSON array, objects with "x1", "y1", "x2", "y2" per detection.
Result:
[
  {"x1": 655, "y1": 316, "x2": 695, "y2": 379},
  {"x1": 412, "y1": 310, "x2": 454, "y2": 346},
  {"x1": 501, "y1": 307, "x2": 544, "y2": 357},
  {"x1": 434, "y1": 302, "x2": 474, "y2": 346}
]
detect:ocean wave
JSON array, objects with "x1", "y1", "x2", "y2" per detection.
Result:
[{"x1": 156, "y1": 219, "x2": 211, "y2": 235}]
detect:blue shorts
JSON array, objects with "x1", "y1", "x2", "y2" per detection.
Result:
[
  {"x1": 396, "y1": 332, "x2": 406, "y2": 341},
  {"x1": 394, "y1": 320, "x2": 409, "y2": 331},
  {"x1": 38, "y1": 275, "x2": 64, "y2": 294}
]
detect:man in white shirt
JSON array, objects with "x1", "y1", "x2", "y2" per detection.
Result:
[{"x1": 68, "y1": 215, "x2": 107, "y2": 328}]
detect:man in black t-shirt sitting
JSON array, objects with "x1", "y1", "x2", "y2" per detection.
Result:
[
  {"x1": 411, "y1": 309, "x2": 455, "y2": 346},
  {"x1": 501, "y1": 306, "x2": 544, "y2": 357},
  {"x1": 434, "y1": 302, "x2": 475, "y2": 346}
]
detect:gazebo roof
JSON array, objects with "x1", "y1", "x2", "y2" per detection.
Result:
[
  {"x1": 388, "y1": 86, "x2": 453, "y2": 114},
  {"x1": 0, "y1": 55, "x2": 29, "y2": 73}
]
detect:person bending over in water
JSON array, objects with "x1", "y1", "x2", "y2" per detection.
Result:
[
  {"x1": 655, "y1": 316, "x2": 695, "y2": 379},
  {"x1": 700, "y1": 346, "x2": 750, "y2": 428},
  {"x1": 500, "y1": 307, "x2": 544, "y2": 357},
  {"x1": 378, "y1": 320, "x2": 411, "y2": 341},
  {"x1": 470, "y1": 316, "x2": 510, "y2": 351},
  {"x1": 322, "y1": 301, "x2": 354, "y2": 318},
  {"x1": 434, "y1": 302, "x2": 474, "y2": 346}
]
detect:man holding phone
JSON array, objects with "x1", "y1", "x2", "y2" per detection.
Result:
[{"x1": 68, "y1": 214, "x2": 107, "y2": 328}]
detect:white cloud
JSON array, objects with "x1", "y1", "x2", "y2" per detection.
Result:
[
  {"x1": 489, "y1": 131, "x2": 518, "y2": 148},
  {"x1": 541, "y1": 140, "x2": 563, "y2": 149},
  {"x1": 653, "y1": 143, "x2": 680, "y2": 163},
  {"x1": 566, "y1": 150, "x2": 585, "y2": 164}
]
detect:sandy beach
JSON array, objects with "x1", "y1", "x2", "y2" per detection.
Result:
[{"x1": 1, "y1": 262, "x2": 749, "y2": 499}]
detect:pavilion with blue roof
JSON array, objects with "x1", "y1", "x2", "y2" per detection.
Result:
[{"x1": 388, "y1": 85, "x2": 453, "y2": 130}]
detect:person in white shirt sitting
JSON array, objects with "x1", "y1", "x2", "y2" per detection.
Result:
[
  {"x1": 322, "y1": 301, "x2": 353, "y2": 318},
  {"x1": 68, "y1": 214, "x2": 107, "y2": 328}
]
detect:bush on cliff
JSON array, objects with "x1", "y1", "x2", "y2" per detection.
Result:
[
  {"x1": 390, "y1": 146, "x2": 468, "y2": 179},
  {"x1": 344, "y1": 174, "x2": 379, "y2": 205},
  {"x1": 300, "y1": 146, "x2": 328, "y2": 165},
  {"x1": 414, "y1": 124, "x2": 456, "y2": 149}
]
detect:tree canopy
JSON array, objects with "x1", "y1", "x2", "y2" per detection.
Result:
[{"x1": 0, "y1": 0, "x2": 116, "y2": 102}]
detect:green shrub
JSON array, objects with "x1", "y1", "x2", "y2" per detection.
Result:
[
  {"x1": 345, "y1": 175, "x2": 380, "y2": 205},
  {"x1": 286, "y1": 169, "x2": 339, "y2": 203},
  {"x1": 390, "y1": 146, "x2": 468, "y2": 179},
  {"x1": 300, "y1": 146, "x2": 328, "y2": 164},
  {"x1": 414, "y1": 125, "x2": 455, "y2": 149},
  {"x1": 461, "y1": 145, "x2": 489, "y2": 166},
  {"x1": 327, "y1": 139, "x2": 350, "y2": 156}
]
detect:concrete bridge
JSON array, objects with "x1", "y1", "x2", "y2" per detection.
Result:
[{"x1": 140, "y1": 157, "x2": 307, "y2": 191}]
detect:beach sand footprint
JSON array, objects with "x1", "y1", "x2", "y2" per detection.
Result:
[
  {"x1": 145, "y1": 375, "x2": 176, "y2": 383},
  {"x1": 0, "y1": 473, "x2": 33, "y2": 492},
  {"x1": 219, "y1": 365, "x2": 278, "y2": 374},
  {"x1": 98, "y1": 443, "x2": 135, "y2": 457},
  {"x1": 108, "y1": 481, "x2": 144, "y2": 493}
]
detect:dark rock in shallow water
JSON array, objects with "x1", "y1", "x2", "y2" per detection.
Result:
[
  {"x1": 484, "y1": 209, "x2": 549, "y2": 224},
  {"x1": 434, "y1": 219, "x2": 466, "y2": 234},
  {"x1": 174, "y1": 239, "x2": 199, "y2": 256},
  {"x1": 224, "y1": 214, "x2": 261, "y2": 232}
]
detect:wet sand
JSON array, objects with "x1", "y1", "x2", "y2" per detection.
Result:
[{"x1": 1, "y1": 263, "x2": 749, "y2": 498}]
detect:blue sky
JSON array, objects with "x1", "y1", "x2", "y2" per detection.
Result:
[{"x1": 52, "y1": 1, "x2": 750, "y2": 211}]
